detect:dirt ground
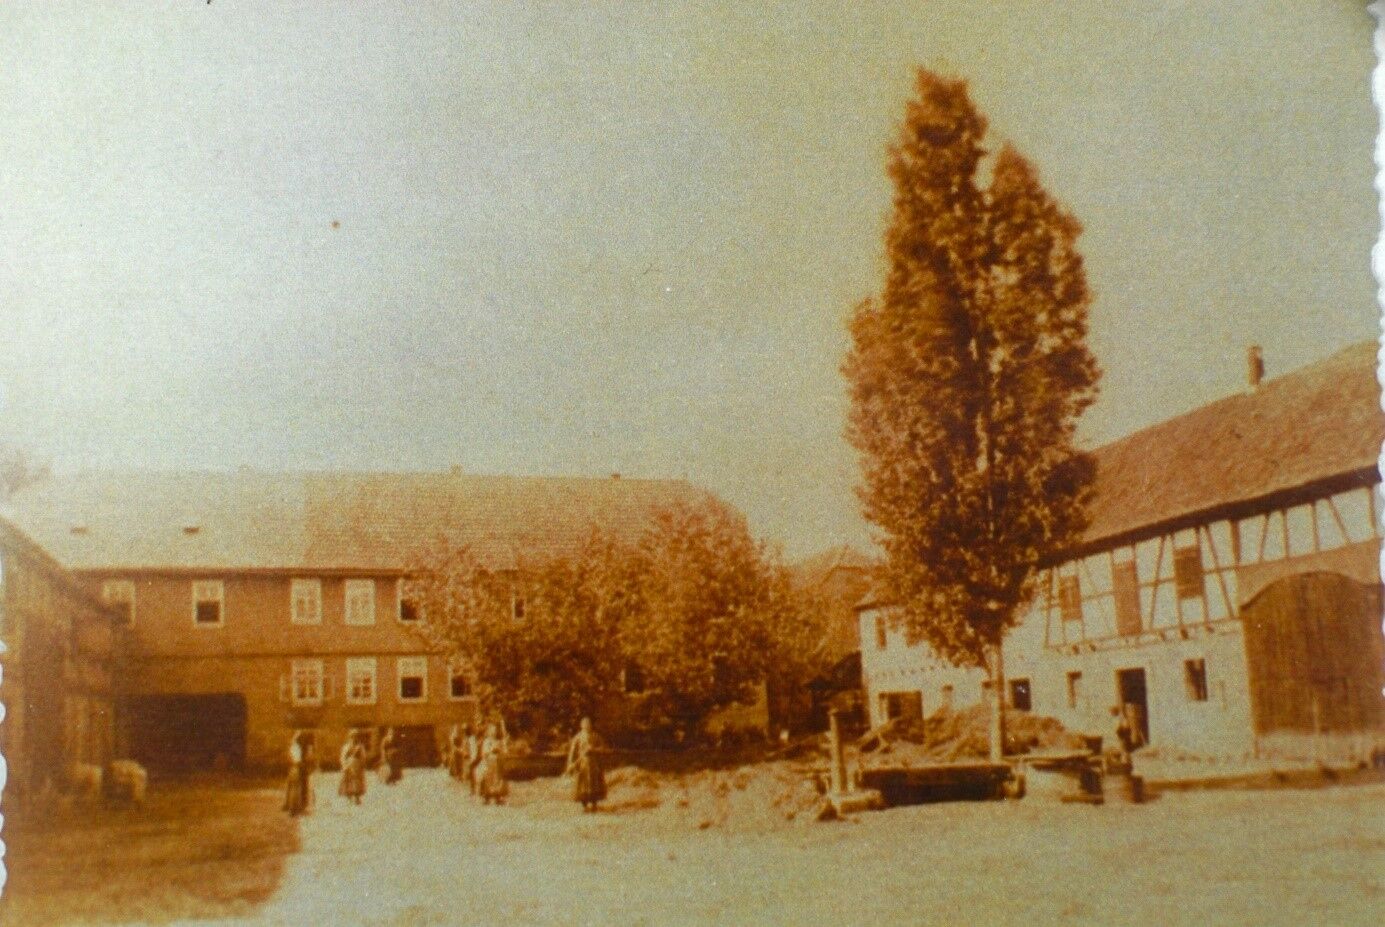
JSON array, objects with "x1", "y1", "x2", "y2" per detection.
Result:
[
  {"x1": 202, "y1": 766, "x2": 1383, "y2": 927},
  {"x1": 1, "y1": 777, "x2": 297, "y2": 927}
]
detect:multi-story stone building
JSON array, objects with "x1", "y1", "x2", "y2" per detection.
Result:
[
  {"x1": 0, "y1": 516, "x2": 121, "y2": 804},
  {"x1": 5, "y1": 470, "x2": 715, "y2": 772},
  {"x1": 860, "y1": 341, "x2": 1385, "y2": 759}
]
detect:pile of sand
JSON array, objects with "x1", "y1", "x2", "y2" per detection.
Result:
[{"x1": 862, "y1": 705, "x2": 1088, "y2": 764}]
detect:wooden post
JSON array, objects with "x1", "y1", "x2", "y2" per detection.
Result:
[{"x1": 828, "y1": 708, "x2": 848, "y2": 795}]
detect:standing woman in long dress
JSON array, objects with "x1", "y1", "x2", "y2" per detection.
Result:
[
  {"x1": 565, "y1": 717, "x2": 607, "y2": 813},
  {"x1": 338, "y1": 730, "x2": 367, "y2": 805},
  {"x1": 379, "y1": 727, "x2": 404, "y2": 784},
  {"x1": 475, "y1": 723, "x2": 509, "y2": 805},
  {"x1": 283, "y1": 730, "x2": 309, "y2": 816},
  {"x1": 465, "y1": 726, "x2": 482, "y2": 795}
]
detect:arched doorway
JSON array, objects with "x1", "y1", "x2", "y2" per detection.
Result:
[{"x1": 1240, "y1": 572, "x2": 1385, "y2": 734}]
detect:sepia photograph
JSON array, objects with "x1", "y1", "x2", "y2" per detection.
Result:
[{"x1": 0, "y1": 3, "x2": 1381, "y2": 925}]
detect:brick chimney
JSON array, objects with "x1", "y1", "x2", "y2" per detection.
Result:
[{"x1": 1247, "y1": 345, "x2": 1265, "y2": 392}]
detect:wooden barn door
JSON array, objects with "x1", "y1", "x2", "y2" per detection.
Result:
[{"x1": 1241, "y1": 572, "x2": 1385, "y2": 734}]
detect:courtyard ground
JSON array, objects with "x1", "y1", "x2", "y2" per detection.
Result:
[
  {"x1": 3, "y1": 766, "x2": 1380, "y2": 926},
  {"x1": 242, "y1": 767, "x2": 1379, "y2": 927}
]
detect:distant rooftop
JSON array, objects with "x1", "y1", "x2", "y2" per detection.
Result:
[{"x1": 3, "y1": 470, "x2": 721, "y2": 573}]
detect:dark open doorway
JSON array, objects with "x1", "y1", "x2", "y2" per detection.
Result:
[
  {"x1": 1115, "y1": 668, "x2": 1149, "y2": 745},
  {"x1": 125, "y1": 694, "x2": 247, "y2": 773}
]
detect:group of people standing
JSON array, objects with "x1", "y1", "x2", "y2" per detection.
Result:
[
  {"x1": 445, "y1": 722, "x2": 510, "y2": 804},
  {"x1": 442, "y1": 717, "x2": 606, "y2": 810},
  {"x1": 283, "y1": 717, "x2": 608, "y2": 816},
  {"x1": 282, "y1": 726, "x2": 405, "y2": 814}
]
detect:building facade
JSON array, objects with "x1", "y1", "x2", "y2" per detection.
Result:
[
  {"x1": 860, "y1": 342, "x2": 1385, "y2": 760},
  {"x1": 5, "y1": 470, "x2": 716, "y2": 771},
  {"x1": 0, "y1": 517, "x2": 120, "y2": 804}
]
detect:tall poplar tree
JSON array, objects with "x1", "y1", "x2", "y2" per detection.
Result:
[{"x1": 843, "y1": 71, "x2": 1100, "y2": 761}]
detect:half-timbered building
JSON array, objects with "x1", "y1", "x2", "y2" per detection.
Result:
[{"x1": 860, "y1": 341, "x2": 1385, "y2": 759}]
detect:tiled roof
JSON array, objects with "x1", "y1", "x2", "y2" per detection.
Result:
[
  {"x1": 2, "y1": 470, "x2": 720, "y2": 573},
  {"x1": 852, "y1": 340, "x2": 1382, "y2": 608},
  {"x1": 1083, "y1": 340, "x2": 1382, "y2": 547}
]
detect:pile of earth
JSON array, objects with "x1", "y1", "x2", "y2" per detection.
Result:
[
  {"x1": 515, "y1": 760, "x2": 833, "y2": 832},
  {"x1": 860, "y1": 705, "x2": 1090, "y2": 764},
  {"x1": 603, "y1": 761, "x2": 833, "y2": 831}
]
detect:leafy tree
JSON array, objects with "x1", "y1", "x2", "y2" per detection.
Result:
[
  {"x1": 616, "y1": 501, "x2": 821, "y2": 742},
  {"x1": 843, "y1": 71, "x2": 1100, "y2": 760},
  {"x1": 407, "y1": 534, "x2": 631, "y2": 747},
  {"x1": 408, "y1": 498, "x2": 822, "y2": 747}
]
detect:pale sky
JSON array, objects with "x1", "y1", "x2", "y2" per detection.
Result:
[{"x1": 0, "y1": 2, "x2": 1377, "y2": 557}]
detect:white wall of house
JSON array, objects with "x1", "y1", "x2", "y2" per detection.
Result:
[{"x1": 858, "y1": 485, "x2": 1380, "y2": 758}]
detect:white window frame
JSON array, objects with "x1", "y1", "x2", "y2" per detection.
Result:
[
  {"x1": 291, "y1": 658, "x2": 325, "y2": 706},
  {"x1": 396, "y1": 656, "x2": 428, "y2": 703},
  {"x1": 102, "y1": 579, "x2": 136, "y2": 627},
  {"x1": 290, "y1": 578, "x2": 322, "y2": 626},
  {"x1": 345, "y1": 657, "x2": 378, "y2": 705},
  {"x1": 191, "y1": 579, "x2": 225, "y2": 627},
  {"x1": 396, "y1": 579, "x2": 423, "y2": 623},
  {"x1": 344, "y1": 579, "x2": 376, "y2": 626},
  {"x1": 448, "y1": 666, "x2": 472, "y2": 701}
]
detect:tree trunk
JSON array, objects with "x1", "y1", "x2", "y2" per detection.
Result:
[{"x1": 988, "y1": 643, "x2": 1006, "y2": 762}]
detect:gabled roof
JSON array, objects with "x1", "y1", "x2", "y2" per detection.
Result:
[
  {"x1": 2, "y1": 470, "x2": 721, "y2": 573},
  {"x1": 1082, "y1": 340, "x2": 1382, "y2": 549},
  {"x1": 790, "y1": 544, "x2": 877, "y2": 589}
]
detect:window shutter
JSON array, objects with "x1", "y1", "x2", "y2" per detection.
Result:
[
  {"x1": 1112, "y1": 561, "x2": 1142, "y2": 637},
  {"x1": 1173, "y1": 545, "x2": 1205, "y2": 600},
  {"x1": 278, "y1": 673, "x2": 289, "y2": 703}
]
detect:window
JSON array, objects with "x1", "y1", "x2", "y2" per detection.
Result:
[
  {"x1": 622, "y1": 662, "x2": 646, "y2": 694},
  {"x1": 874, "y1": 614, "x2": 888, "y2": 649},
  {"x1": 1184, "y1": 658, "x2": 1208, "y2": 702},
  {"x1": 511, "y1": 594, "x2": 526, "y2": 621},
  {"x1": 1066, "y1": 671, "x2": 1083, "y2": 709},
  {"x1": 397, "y1": 656, "x2": 427, "y2": 703},
  {"x1": 449, "y1": 667, "x2": 472, "y2": 700},
  {"x1": 398, "y1": 581, "x2": 421, "y2": 623},
  {"x1": 102, "y1": 579, "x2": 136, "y2": 626},
  {"x1": 291, "y1": 579, "x2": 322, "y2": 625},
  {"x1": 346, "y1": 658, "x2": 377, "y2": 705},
  {"x1": 1172, "y1": 545, "x2": 1205, "y2": 600},
  {"x1": 291, "y1": 659, "x2": 324, "y2": 706},
  {"x1": 1009, "y1": 678, "x2": 1032, "y2": 712},
  {"x1": 1111, "y1": 560, "x2": 1141, "y2": 637},
  {"x1": 192, "y1": 580, "x2": 224, "y2": 626},
  {"x1": 940, "y1": 684, "x2": 954, "y2": 708},
  {"x1": 344, "y1": 579, "x2": 375, "y2": 626},
  {"x1": 1058, "y1": 575, "x2": 1083, "y2": 623}
]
